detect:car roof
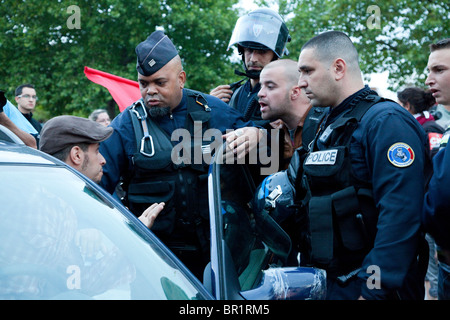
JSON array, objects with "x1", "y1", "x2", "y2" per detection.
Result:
[
  {"x1": 0, "y1": 124, "x2": 68, "y2": 166},
  {"x1": 0, "y1": 141, "x2": 57, "y2": 165}
]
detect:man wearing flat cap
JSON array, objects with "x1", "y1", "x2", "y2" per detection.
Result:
[
  {"x1": 40, "y1": 115, "x2": 113, "y2": 184},
  {"x1": 99, "y1": 30, "x2": 263, "y2": 279},
  {"x1": 40, "y1": 115, "x2": 164, "y2": 229}
]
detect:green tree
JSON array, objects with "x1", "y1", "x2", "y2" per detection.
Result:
[
  {"x1": 262, "y1": 0, "x2": 449, "y2": 91},
  {"x1": 0, "y1": 0, "x2": 241, "y2": 120}
]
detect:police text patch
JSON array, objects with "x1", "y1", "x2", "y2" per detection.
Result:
[
  {"x1": 305, "y1": 149, "x2": 338, "y2": 165},
  {"x1": 387, "y1": 143, "x2": 415, "y2": 168}
]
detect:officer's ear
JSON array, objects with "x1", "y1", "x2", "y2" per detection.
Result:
[
  {"x1": 178, "y1": 70, "x2": 186, "y2": 89},
  {"x1": 333, "y1": 58, "x2": 347, "y2": 81}
]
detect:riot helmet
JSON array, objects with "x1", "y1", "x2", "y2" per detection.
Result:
[
  {"x1": 252, "y1": 170, "x2": 296, "y2": 224},
  {"x1": 228, "y1": 8, "x2": 291, "y2": 59}
]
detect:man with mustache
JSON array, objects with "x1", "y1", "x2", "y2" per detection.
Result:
[
  {"x1": 423, "y1": 38, "x2": 450, "y2": 300},
  {"x1": 210, "y1": 8, "x2": 291, "y2": 128},
  {"x1": 99, "y1": 31, "x2": 262, "y2": 279}
]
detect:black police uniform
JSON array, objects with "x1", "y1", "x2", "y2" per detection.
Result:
[
  {"x1": 99, "y1": 31, "x2": 255, "y2": 279},
  {"x1": 229, "y1": 80, "x2": 268, "y2": 128},
  {"x1": 292, "y1": 86, "x2": 431, "y2": 299}
]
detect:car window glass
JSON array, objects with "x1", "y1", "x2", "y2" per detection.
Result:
[
  {"x1": 219, "y1": 164, "x2": 270, "y2": 291},
  {"x1": 0, "y1": 166, "x2": 206, "y2": 300}
]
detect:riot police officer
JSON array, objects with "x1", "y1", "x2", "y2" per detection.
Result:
[
  {"x1": 99, "y1": 31, "x2": 263, "y2": 279},
  {"x1": 293, "y1": 31, "x2": 431, "y2": 299},
  {"x1": 210, "y1": 8, "x2": 291, "y2": 127}
]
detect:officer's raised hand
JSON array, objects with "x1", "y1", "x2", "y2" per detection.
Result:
[
  {"x1": 222, "y1": 127, "x2": 265, "y2": 159},
  {"x1": 210, "y1": 85, "x2": 233, "y2": 103}
]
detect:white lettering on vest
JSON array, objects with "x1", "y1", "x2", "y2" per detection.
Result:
[{"x1": 305, "y1": 149, "x2": 338, "y2": 165}]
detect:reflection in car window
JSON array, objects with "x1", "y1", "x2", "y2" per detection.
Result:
[
  {"x1": 219, "y1": 164, "x2": 271, "y2": 291},
  {"x1": 0, "y1": 166, "x2": 205, "y2": 300}
]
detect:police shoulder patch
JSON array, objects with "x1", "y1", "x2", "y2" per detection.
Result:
[{"x1": 387, "y1": 142, "x2": 415, "y2": 168}]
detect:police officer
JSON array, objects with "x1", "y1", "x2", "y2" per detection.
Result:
[
  {"x1": 99, "y1": 31, "x2": 263, "y2": 279},
  {"x1": 210, "y1": 8, "x2": 291, "y2": 127},
  {"x1": 293, "y1": 31, "x2": 431, "y2": 299},
  {"x1": 423, "y1": 38, "x2": 450, "y2": 300}
]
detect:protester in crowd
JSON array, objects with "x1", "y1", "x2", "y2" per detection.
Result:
[
  {"x1": 39, "y1": 115, "x2": 163, "y2": 229},
  {"x1": 89, "y1": 108, "x2": 111, "y2": 127},
  {"x1": 14, "y1": 84, "x2": 42, "y2": 133},
  {"x1": 423, "y1": 37, "x2": 450, "y2": 300},
  {"x1": 0, "y1": 90, "x2": 37, "y2": 148},
  {"x1": 258, "y1": 59, "x2": 312, "y2": 170},
  {"x1": 397, "y1": 87, "x2": 444, "y2": 134},
  {"x1": 397, "y1": 86, "x2": 443, "y2": 299}
]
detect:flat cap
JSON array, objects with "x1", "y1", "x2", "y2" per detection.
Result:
[
  {"x1": 39, "y1": 115, "x2": 113, "y2": 155},
  {"x1": 136, "y1": 30, "x2": 179, "y2": 76}
]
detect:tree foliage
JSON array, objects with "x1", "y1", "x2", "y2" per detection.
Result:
[
  {"x1": 2, "y1": 0, "x2": 449, "y2": 121},
  {"x1": 268, "y1": 0, "x2": 450, "y2": 91},
  {"x1": 0, "y1": 0, "x2": 241, "y2": 120}
]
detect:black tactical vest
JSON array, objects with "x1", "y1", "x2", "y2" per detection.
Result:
[
  {"x1": 300, "y1": 94, "x2": 385, "y2": 273},
  {"x1": 126, "y1": 90, "x2": 213, "y2": 254}
]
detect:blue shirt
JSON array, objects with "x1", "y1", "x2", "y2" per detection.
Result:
[{"x1": 3, "y1": 100, "x2": 38, "y2": 135}]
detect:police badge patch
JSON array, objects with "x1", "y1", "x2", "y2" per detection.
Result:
[{"x1": 387, "y1": 143, "x2": 415, "y2": 167}]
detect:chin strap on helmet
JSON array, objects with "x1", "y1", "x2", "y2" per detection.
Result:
[{"x1": 234, "y1": 68, "x2": 261, "y2": 80}]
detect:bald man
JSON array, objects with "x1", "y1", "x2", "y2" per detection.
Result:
[{"x1": 258, "y1": 59, "x2": 312, "y2": 169}]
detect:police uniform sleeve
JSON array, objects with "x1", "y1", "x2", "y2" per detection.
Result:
[
  {"x1": 423, "y1": 146, "x2": 450, "y2": 248},
  {"x1": 207, "y1": 94, "x2": 256, "y2": 130},
  {"x1": 356, "y1": 103, "x2": 428, "y2": 299},
  {"x1": 99, "y1": 110, "x2": 135, "y2": 194}
]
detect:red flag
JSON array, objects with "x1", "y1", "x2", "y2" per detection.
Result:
[{"x1": 84, "y1": 66, "x2": 140, "y2": 112}]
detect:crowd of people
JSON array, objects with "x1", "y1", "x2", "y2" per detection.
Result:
[{"x1": 1, "y1": 7, "x2": 450, "y2": 300}]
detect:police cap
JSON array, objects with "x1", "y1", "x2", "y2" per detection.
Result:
[{"x1": 136, "y1": 30, "x2": 179, "y2": 76}]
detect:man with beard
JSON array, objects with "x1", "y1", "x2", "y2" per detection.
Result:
[
  {"x1": 99, "y1": 31, "x2": 263, "y2": 279},
  {"x1": 39, "y1": 115, "x2": 164, "y2": 229}
]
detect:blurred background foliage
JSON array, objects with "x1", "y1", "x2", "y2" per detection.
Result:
[{"x1": 0, "y1": 0, "x2": 449, "y2": 122}]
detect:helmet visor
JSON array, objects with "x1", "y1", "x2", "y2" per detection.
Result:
[{"x1": 227, "y1": 12, "x2": 287, "y2": 57}]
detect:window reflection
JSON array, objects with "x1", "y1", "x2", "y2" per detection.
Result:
[{"x1": 0, "y1": 166, "x2": 203, "y2": 300}]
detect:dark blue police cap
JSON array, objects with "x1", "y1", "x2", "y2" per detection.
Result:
[{"x1": 136, "y1": 30, "x2": 179, "y2": 76}]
